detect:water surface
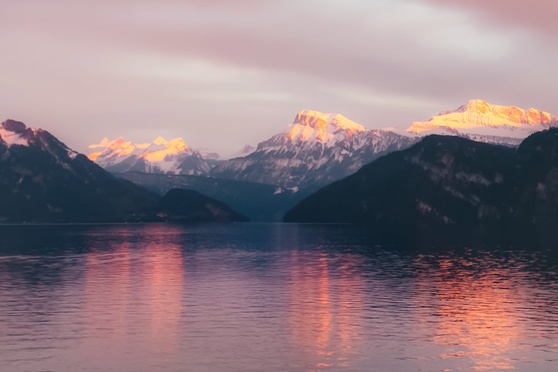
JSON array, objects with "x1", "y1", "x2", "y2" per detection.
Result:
[{"x1": 1, "y1": 223, "x2": 557, "y2": 372}]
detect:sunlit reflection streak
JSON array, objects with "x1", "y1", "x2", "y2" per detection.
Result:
[
  {"x1": 414, "y1": 255, "x2": 527, "y2": 371},
  {"x1": 287, "y1": 251, "x2": 364, "y2": 370},
  {"x1": 137, "y1": 225, "x2": 184, "y2": 354},
  {"x1": 82, "y1": 225, "x2": 185, "y2": 355},
  {"x1": 337, "y1": 270, "x2": 361, "y2": 360},
  {"x1": 146, "y1": 246, "x2": 184, "y2": 352},
  {"x1": 83, "y1": 241, "x2": 132, "y2": 339}
]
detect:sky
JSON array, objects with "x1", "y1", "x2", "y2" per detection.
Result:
[{"x1": 1, "y1": 0, "x2": 557, "y2": 156}]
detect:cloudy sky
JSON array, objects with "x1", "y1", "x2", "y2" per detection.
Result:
[{"x1": 1, "y1": 0, "x2": 557, "y2": 156}]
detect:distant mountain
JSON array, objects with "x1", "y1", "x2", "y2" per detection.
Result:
[
  {"x1": 159, "y1": 189, "x2": 248, "y2": 222},
  {"x1": 88, "y1": 100, "x2": 557, "y2": 191},
  {"x1": 407, "y1": 99, "x2": 558, "y2": 146},
  {"x1": 285, "y1": 129, "x2": 558, "y2": 225},
  {"x1": 88, "y1": 136, "x2": 215, "y2": 175},
  {"x1": 0, "y1": 119, "x2": 158, "y2": 222},
  {"x1": 211, "y1": 110, "x2": 417, "y2": 188},
  {"x1": 235, "y1": 144, "x2": 256, "y2": 157},
  {"x1": 0, "y1": 119, "x2": 245, "y2": 223},
  {"x1": 118, "y1": 172, "x2": 317, "y2": 221}
]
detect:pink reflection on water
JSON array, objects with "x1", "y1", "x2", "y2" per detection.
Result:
[
  {"x1": 287, "y1": 251, "x2": 364, "y2": 370},
  {"x1": 414, "y1": 255, "x2": 527, "y2": 371},
  {"x1": 81, "y1": 225, "x2": 184, "y2": 364}
]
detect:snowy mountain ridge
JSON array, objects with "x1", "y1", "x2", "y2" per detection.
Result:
[
  {"x1": 1, "y1": 119, "x2": 79, "y2": 159},
  {"x1": 88, "y1": 136, "x2": 213, "y2": 175},
  {"x1": 286, "y1": 110, "x2": 366, "y2": 142},
  {"x1": 210, "y1": 110, "x2": 417, "y2": 188},
  {"x1": 0, "y1": 118, "x2": 158, "y2": 222},
  {"x1": 86, "y1": 99, "x2": 558, "y2": 188},
  {"x1": 407, "y1": 99, "x2": 557, "y2": 145}
]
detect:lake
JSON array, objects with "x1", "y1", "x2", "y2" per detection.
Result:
[{"x1": 1, "y1": 223, "x2": 557, "y2": 372}]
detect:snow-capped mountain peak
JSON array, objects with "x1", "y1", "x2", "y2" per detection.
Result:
[
  {"x1": 0, "y1": 119, "x2": 33, "y2": 147},
  {"x1": 452, "y1": 99, "x2": 555, "y2": 125},
  {"x1": 152, "y1": 136, "x2": 167, "y2": 145},
  {"x1": 142, "y1": 137, "x2": 189, "y2": 162},
  {"x1": 293, "y1": 110, "x2": 365, "y2": 131},
  {"x1": 1, "y1": 119, "x2": 80, "y2": 159},
  {"x1": 88, "y1": 136, "x2": 212, "y2": 175},
  {"x1": 287, "y1": 110, "x2": 366, "y2": 143},
  {"x1": 407, "y1": 99, "x2": 557, "y2": 145},
  {"x1": 211, "y1": 111, "x2": 416, "y2": 188},
  {"x1": 88, "y1": 137, "x2": 138, "y2": 161},
  {"x1": 235, "y1": 144, "x2": 256, "y2": 158},
  {"x1": 89, "y1": 136, "x2": 185, "y2": 162}
]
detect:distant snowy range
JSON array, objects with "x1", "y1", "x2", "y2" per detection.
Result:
[
  {"x1": 1, "y1": 99, "x2": 557, "y2": 223},
  {"x1": 88, "y1": 100, "x2": 557, "y2": 184},
  {"x1": 82, "y1": 99, "x2": 558, "y2": 221}
]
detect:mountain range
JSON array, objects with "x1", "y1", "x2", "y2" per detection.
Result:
[
  {"x1": 88, "y1": 100, "x2": 558, "y2": 189},
  {"x1": 210, "y1": 110, "x2": 416, "y2": 188},
  {"x1": 89, "y1": 136, "x2": 215, "y2": 175},
  {"x1": 408, "y1": 99, "x2": 557, "y2": 146},
  {"x1": 117, "y1": 171, "x2": 316, "y2": 222},
  {"x1": 284, "y1": 128, "x2": 558, "y2": 225},
  {"x1": 0, "y1": 120, "x2": 247, "y2": 223},
  {"x1": 3, "y1": 98, "x2": 555, "y2": 224}
]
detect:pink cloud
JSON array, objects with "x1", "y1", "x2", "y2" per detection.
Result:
[
  {"x1": 422, "y1": 0, "x2": 558, "y2": 38},
  {"x1": 1, "y1": 0, "x2": 557, "y2": 154}
]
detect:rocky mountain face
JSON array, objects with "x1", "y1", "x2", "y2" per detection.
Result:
[
  {"x1": 87, "y1": 100, "x2": 557, "y2": 192},
  {"x1": 0, "y1": 119, "x2": 159, "y2": 222},
  {"x1": 88, "y1": 136, "x2": 215, "y2": 175},
  {"x1": 407, "y1": 99, "x2": 558, "y2": 146},
  {"x1": 284, "y1": 129, "x2": 558, "y2": 225},
  {"x1": 0, "y1": 119, "x2": 246, "y2": 223},
  {"x1": 210, "y1": 110, "x2": 417, "y2": 188}
]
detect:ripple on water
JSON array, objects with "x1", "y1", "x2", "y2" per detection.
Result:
[{"x1": 0, "y1": 223, "x2": 557, "y2": 372}]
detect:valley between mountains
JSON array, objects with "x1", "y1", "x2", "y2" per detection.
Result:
[{"x1": 1, "y1": 99, "x2": 557, "y2": 223}]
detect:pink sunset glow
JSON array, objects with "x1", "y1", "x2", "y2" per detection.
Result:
[{"x1": 1, "y1": 0, "x2": 557, "y2": 156}]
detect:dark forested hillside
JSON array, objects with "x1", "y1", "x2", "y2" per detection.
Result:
[{"x1": 285, "y1": 130, "x2": 558, "y2": 225}]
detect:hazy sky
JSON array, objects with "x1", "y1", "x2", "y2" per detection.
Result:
[{"x1": 1, "y1": 0, "x2": 557, "y2": 156}]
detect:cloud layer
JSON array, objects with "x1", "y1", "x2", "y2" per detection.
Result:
[{"x1": 1, "y1": 0, "x2": 556, "y2": 155}]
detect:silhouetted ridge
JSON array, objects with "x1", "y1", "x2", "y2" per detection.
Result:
[
  {"x1": 285, "y1": 130, "x2": 558, "y2": 225},
  {"x1": 0, "y1": 119, "x2": 247, "y2": 223},
  {"x1": 159, "y1": 189, "x2": 248, "y2": 222}
]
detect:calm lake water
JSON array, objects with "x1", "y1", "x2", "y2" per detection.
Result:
[{"x1": 1, "y1": 223, "x2": 558, "y2": 372}]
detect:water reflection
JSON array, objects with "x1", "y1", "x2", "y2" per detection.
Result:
[
  {"x1": 143, "y1": 233, "x2": 184, "y2": 353},
  {"x1": 0, "y1": 224, "x2": 557, "y2": 372},
  {"x1": 288, "y1": 253, "x2": 333, "y2": 368},
  {"x1": 414, "y1": 254, "x2": 528, "y2": 370},
  {"x1": 288, "y1": 251, "x2": 364, "y2": 370},
  {"x1": 83, "y1": 241, "x2": 132, "y2": 340},
  {"x1": 80, "y1": 225, "x2": 184, "y2": 358}
]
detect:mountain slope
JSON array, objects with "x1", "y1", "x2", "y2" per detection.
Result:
[
  {"x1": 88, "y1": 136, "x2": 215, "y2": 175},
  {"x1": 509, "y1": 129, "x2": 558, "y2": 224},
  {"x1": 0, "y1": 119, "x2": 247, "y2": 223},
  {"x1": 211, "y1": 110, "x2": 417, "y2": 188},
  {"x1": 284, "y1": 135, "x2": 513, "y2": 224},
  {"x1": 285, "y1": 129, "x2": 558, "y2": 225},
  {"x1": 117, "y1": 171, "x2": 317, "y2": 221},
  {"x1": 87, "y1": 100, "x2": 556, "y2": 191},
  {"x1": 407, "y1": 99, "x2": 557, "y2": 145},
  {"x1": 159, "y1": 189, "x2": 248, "y2": 222},
  {"x1": 0, "y1": 119, "x2": 159, "y2": 222}
]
